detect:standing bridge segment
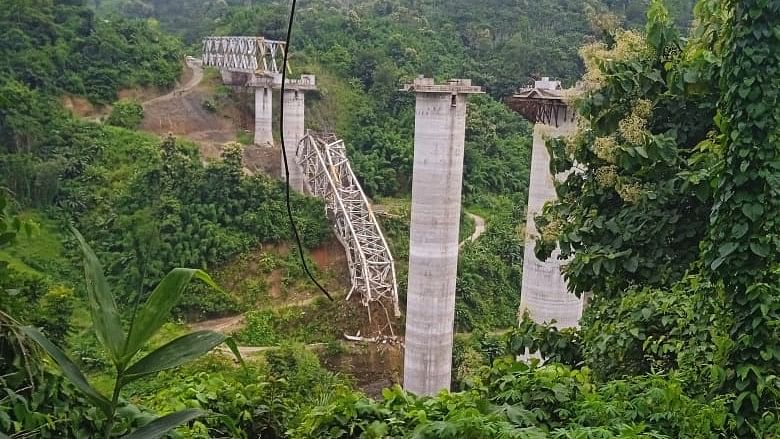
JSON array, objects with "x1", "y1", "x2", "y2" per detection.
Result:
[
  {"x1": 202, "y1": 36, "x2": 287, "y2": 78},
  {"x1": 298, "y1": 133, "x2": 400, "y2": 319}
]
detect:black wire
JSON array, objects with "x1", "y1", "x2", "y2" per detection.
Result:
[{"x1": 279, "y1": 0, "x2": 334, "y2": 301}]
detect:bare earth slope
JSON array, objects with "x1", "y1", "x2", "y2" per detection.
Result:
[{"x1": 140, "y1": 58, "x2": 236, "y2": 161}]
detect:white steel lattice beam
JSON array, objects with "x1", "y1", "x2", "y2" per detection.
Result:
[
  {"x1": 201, "y1": 36, "x2": 287, "y2": 76},
  {"x1": 297, "y1": 133, "x2": 400, "y2": 318}
]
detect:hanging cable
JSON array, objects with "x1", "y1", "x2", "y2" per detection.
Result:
[{"x1": 279, "y1": 0, "x2": 334, "y2": 301}]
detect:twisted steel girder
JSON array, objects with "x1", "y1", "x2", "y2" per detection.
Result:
[{"x1": 298, "y1": 133, "x2": 400, "y2": 318}]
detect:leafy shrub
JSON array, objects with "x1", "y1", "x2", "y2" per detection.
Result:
[
  {"x1": 293, "y1": 385, "x2": 534, "y2": 439},
  {"x1": 33, "y1": 285, "x2": 75, "y2": 345},
  {"x1": 236, "y1": 130, "x2": 253, "y2": 145},
  {"x1": 174, "y1": 282, "x2": 242, "y2": 321},
  {"x1": 236, "y1": 310, "x2": 279, "y2": 346},
  {"x1": 580, "y1": 274, "x2": 730, "y2": 393},
  {"x1": 452, "y1": 330, "x2": 510, "y2": 389},
  {"x1": 509, "y1": 314, "x2": 583, "y2": 367},
  {"x1": 137, "y1": 347, "x2": 349, "y2": 438},
  {"x1": 106, "y1": 100, "x2": 144, "y2": 129},
  {"x1": 0, "y1": 260, "x2": 75, "y2": 346},
  {"x1": 235, "y1": 303, "x2": 342, "y2": 347},
  {"x1": 0, "y1": 268, "x2": 48, "y2": 326},
  {"x1": 296, "y1": 361, "x2": 728, "y2": 438},
  {"x1": 535, "y1": 3, "x2": 718, "y2": 298},
  {"x1": 0, "y1": 369, "x2": 107, "y2": 437},
  {"x1": 456, "y1": 197, "x2": 525, "y2": 330},
  {"x1": 72, "y1": 134, "x2": 330, "y2": 304}
]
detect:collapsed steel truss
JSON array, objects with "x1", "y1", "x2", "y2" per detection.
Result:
[
  {"x1": 507, "y1": 86, "x2": 573, "y2": 127},
  {"x1": 298, "y1": 133, "x2": 400, "y2": 318},
  {"x1": 202, "y1": 36, "x2": 286, "y2": 75}
]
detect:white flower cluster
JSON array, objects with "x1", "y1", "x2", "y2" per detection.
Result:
[
  {"x1": 618, "y1": 99, "x2": 653, "y2": 145},
  {"x1": 595, "y1": 166, "x2": 619, "y2": 189},
  {"x1": 579, "y1": 30, "x2": 653, "y2": 90},
  {"x1": 593, "y1": 136, "x2": 619, "y2": 163},
  {"x1": 539, "y1": 219, "x2": 562, "y2": 243},
  {"x1": 617, "y1": 181, "x2": 643, "y2": 204}
]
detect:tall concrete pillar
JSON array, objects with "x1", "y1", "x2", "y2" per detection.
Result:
[
  {"x1": 254, "y1": 86, "x2": 273, "y2": 147},
  {"x1": 403, "y1": 78, "x2": 482, "y2": 395},
  {"x1": 519, "y1": 121, "x2": 585, "y2": 329},
  {"x1": 282, "y1": 89, "x2": 305, "y2": 192}
]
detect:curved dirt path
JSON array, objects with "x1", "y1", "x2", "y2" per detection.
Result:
[
  {"x1": 139, "y1": 56, "x2": 237, "y2": 156},
  {"x1": 192, "y1": 291, "x2": 345, "y2": 348},
  {"x1": 142, "y1": 57, "x2": 203, "y2": 107},
  {"x1": 460, "y1": 212, "x2": 486, "y2": 247}
]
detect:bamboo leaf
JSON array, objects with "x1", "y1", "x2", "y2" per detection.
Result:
[
  {"x1": 20, "y1": 326, "x2": 112, "y2": 416},
  {"x1": 70, "y1": 226, "x2": 125, "y2": 363},
  {"x1": 123, "y1": 269, "x2": 219, "y2": 363},
  {"x1": 121, "y1": 409, "x2": 206, "y2": 439},
  {"x1": 122, "y1": 331, "x2": 226, "y2": 383}
]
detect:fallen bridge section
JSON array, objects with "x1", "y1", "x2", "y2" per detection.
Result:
[{"x1": 297, "y1": 133, "x2": 400, "y2": 319}]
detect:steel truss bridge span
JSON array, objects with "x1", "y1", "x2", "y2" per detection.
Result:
[
  {"x1": 202, "y1": 36, "x2": 287, "y2": 76},
  {"x1": 298, "y1": 133, "x2": 400, "y2": 319}
]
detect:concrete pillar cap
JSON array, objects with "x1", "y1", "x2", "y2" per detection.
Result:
[{"x1": 402, "y1": 77, "x2": 483, "y2": 94}]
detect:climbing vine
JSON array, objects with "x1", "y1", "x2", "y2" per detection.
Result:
[{"x1": 702, "y1": 0, "x2": 780, "y2": 429}]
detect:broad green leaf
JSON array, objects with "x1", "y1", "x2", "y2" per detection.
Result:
[
  {"x1": 749, "y1": 241, "x2": 769, "y2": 257},
  {"x1": 622, "y1": 255, "x2": 639, "y2": 273},
  {"x1": 70, "y1": 226, "x2": 125, "y2": 363},
  {"x1": 732, "y1": 222, "x2": 749, "y2": 239},
  {"x1": 718, "y1": 241, "x2": 739, "y2": 257},
  {"x1": 710, "y1": 255, "x2": 726, "y2": 271},
  {"x1": 122, "y1": 331, "x2": 226, "y2": 383},
  {"x1": 123, "y1": 269, "x2": 219, "y2": 363},
  {"x1": 121, "y1": 409, "x2": 206, "y2": 439},
  {"x1": 20, "y1": 326, "x2": 112, "y2": 416},
  {"x1": 741, "y1": 203, "x2": 764, "y2": 222},
  {"x1": 223, "y1": 336, "x2": 245, "y2": 366}
]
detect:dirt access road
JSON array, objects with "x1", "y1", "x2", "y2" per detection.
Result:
[
  {"x1": 143, "y1": 57, "x2": 203, "y2": 106},
  {"x1": 140, "y1": 57, "x2": 237, "y2": 160},
  {"x1": 140, "y1": 58, "x2": 282, "y2": 173}
]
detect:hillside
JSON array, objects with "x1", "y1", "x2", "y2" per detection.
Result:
[{"x1": 5, "y1": 0, "x2": 779, "y2": 438}]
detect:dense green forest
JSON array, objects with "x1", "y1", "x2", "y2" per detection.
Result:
[{"x1": 3, "y1": 0, "x2": 780, "y2": 437}]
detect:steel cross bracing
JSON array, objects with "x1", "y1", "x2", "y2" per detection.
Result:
[
  {"x1": 202, "y1": 36, "x2": 287, "y2": 76},
  {"x1": 298, "y1": 133, "x2": 400, "y2": 318}
]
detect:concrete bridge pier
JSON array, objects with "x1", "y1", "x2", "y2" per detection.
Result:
[
  {"x1": 281, "y1": 88, "x2": 306, "y2": 192},
  {"x1": 402, "y1": 77, "x2": 482, "y2": 395},
  {"x1": 279, "y1": 75, "x2": 316, "y2": 193},
  {"x1": 220, "y1": 70, "x2": 234, "y2": 84},
  {"x1": 254, "y1": 86, "x2": 273, "y2": 147},
  {"x1": 507, "y1": 78, "x2": 586, "y2": 333},
  {"x1": 519, "y1": 121, "x2": 584, "y2": 329}
]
